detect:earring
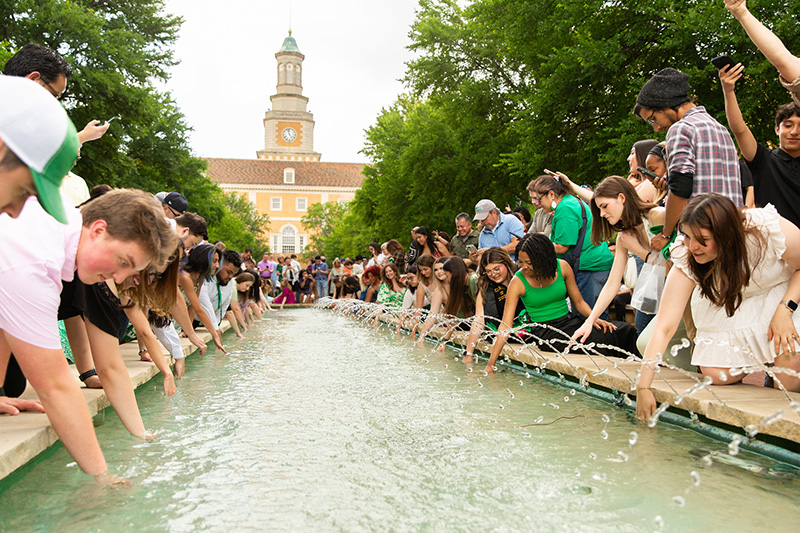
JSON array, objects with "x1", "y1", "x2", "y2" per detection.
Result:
[{"x1": 551, "y1": 201, "x2": 557, "y2": 210}]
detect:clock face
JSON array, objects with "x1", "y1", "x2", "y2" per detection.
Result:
[{"x1": 281, "y1": 127, "x2": 297, "y2": 142}]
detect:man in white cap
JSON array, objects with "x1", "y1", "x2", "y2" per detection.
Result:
[
  {"x1": 472, "y1": 199, "x2": 526, "y2": 262},
  {"x1": 0, "y1": 76, "x2": 129, "y2": 485}
]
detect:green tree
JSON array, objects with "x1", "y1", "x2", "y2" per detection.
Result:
[
  {"x1": 0, "y1": 1, "x2": 261, "y2": 250},
  {"x1": 207, "y1": 191, "x2": 270, "y2": 252}
]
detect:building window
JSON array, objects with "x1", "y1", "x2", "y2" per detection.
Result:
[
  {"x1": 337, "y1": 199, "x2": 349, "y2": 207},
  {"x1": 248, "y1": 191, "x2": 257, "y2": 206},
  {"x1": 284, "y1": 168, "x2": 295, "y2": 184},
  {"x1": 296, "y1": 197, "x2": 307, "y2": 211},
  {"x1": 299, "y1": 235, "x2": 306, "y2": 252},
  {"x1": 271, "y1": 197, "x2": 282, "y2": 211},
  {"x1": 272, "y1": 234, "x2": 279, "y2": 253},
  {"x1": 281, "y1": 225, "x2": 297, "y2": 254}
]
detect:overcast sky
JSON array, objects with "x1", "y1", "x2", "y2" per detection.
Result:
[{"x1": 162, "y1": 0, "x2": 420, "y2": 163}]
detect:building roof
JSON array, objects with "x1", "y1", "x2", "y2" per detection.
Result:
[
  {"x1": 278, "y1": 32, "x2": 301, "y2": 54},
  {"x1": 204, "y1": 158, "x2": 365, "y2": 189}
]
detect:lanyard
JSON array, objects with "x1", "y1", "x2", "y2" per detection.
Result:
[{"x1": 216, "y1": 282, "x2": 223, "y2": 326}]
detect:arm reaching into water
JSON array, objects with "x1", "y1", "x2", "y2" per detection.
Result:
[{"x1": 635, "y1": 267, "x2": 695, "y2": 420}]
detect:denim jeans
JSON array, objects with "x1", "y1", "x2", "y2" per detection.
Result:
[
  {"x1": 316, "y1": 279, "x2": 328, "y2": 299},
  {"x1": 575, "y1": 269, "x2": 610, "y2": 320}
]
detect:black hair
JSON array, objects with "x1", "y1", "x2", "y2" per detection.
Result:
[
  {"x1": 342, "y1": 276, "x2": 360, "y2": 297},
  {"x1": 223, "y1": 249, "x2": 242, "y2": 269},
  {"x1": 3, "y1": 44, "x2": 73, "y2": 83},
  {"x1": 776, "y1": 103, "x2": 800, "y2": 127},
  {"x1": 512, "y1": 206, "x2": 531, "y2": 224},
  {"x1": 183, "y1": 243, "x2": 216, "y2": 278},
  {"x1": 442, "y1": 256, "x2": 474, "y2": 318},
  {"x1": 516, "y1": 233, "x2": 557, "y2": 280}
]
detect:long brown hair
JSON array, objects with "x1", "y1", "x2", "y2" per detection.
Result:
[
  {"x1": 442, "y1": 256, "x2": 475, "y2": 317},
  {"x1": 121, "y1": 249, "x2": 180, "y2": 317},
  {"x1": 417, "y1": 254, "x2": 437, "y2": 289},
  {"x1": 590, "y1": 176, "x2": 657, "y2": 246},
  {"x1": 680, "y1": 194, "x2": 764, "y2": 317},
  {"x1": 477, "y1": 247, "x2": 515, "y2": 299}
]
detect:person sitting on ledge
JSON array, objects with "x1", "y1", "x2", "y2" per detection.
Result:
[
  {"x1": 636, "y1": 194, "x2": 800, "y2": 420},
  {"x1": 482, "y1": 234, "x2": 639, "y2": 375},
  {"x1": 463, "y1": 247, "x2": 531, "y2": 364}
]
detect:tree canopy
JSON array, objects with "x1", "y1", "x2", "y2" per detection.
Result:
[
  {"x1": 0, "y1": 0, "x2": 268, "y2": 252},
  {"x1": 327, "y1": 0, "x2": 800, "y2": 258}
]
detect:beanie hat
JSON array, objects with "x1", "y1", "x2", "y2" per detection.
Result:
[
  {"x1": 636, "y1": 68, "x2": 691, "y2": 109},
  {"x1": 0, "y1": 76, "x2": 79, "y2": 223}
]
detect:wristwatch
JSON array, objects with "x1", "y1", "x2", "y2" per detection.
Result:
[{"x1": 781, "y1": 300, "x2": 798, "y2": 312}]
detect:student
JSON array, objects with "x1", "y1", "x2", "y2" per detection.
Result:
[
  {"x1": 636, "y1": 194, "x2": 800, "y2": 419},
  {"x1": 482, "y1": 234, "x2": 639, "y2": 375},
  {"x1": 0, "y1": 187, "x2": 177, "y2": 485}
]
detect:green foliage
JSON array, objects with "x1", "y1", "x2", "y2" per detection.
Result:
[
  {"x1": 301, "y1": 201, "x2": 366, "y2": 260},
  {"x1": 0, "y1": 0, "x2": 261, "y2": 252},
  {"x1": 355, "y1": 0, "x2": 800, "y2": 247},
  {"x1": 207, "y1": 191, "x2": 270, "y2": 253}
]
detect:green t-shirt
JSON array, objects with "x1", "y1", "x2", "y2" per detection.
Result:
[{"x1": 551, "y1": 195, "x2": 613, "y2": 272}]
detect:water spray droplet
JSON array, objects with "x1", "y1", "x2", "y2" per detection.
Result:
[
  {"x1": 601, "y1": 414, "x2": 610, "y2": 424},
  {"x1": 589, "y1": 453, "x2": 597, "y2": 460},
  {"x1": 564, "y1": 396, "x2": 570, "y2": 402},
  {"x1": 728, "y1": 435, "x2": 742, "y2": 456},
  {"x1": 629, "y1": 431, "x2": 638, "y2": 445},
  {"x1": 690, "y1": 471, "x2": 701, "y2": 486},
  {"x1": 702, "y1": 455, "x2": 713, "y2": 467},
  {"x1": 672, "y1": 495, "x2": 685, "y2": 507},
  {"x1": 653, "y1": 516, "x2": 664, "y2": 529},
  {"x1": 600, "y1": 430, "x2": 609, "y2": 440},
  {"x1": 569, "y1": 389, "x2": 576, "y2": 396}
]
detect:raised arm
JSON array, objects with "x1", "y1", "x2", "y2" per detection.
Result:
[
  {"x1": 719, "y1": 63, "x2": 758, "y2": 161},
  {"x1": 726, "y1": 0, "x2": 800, "y2": 83}
]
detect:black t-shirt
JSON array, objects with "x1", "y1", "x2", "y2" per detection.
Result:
[
  {"x1": 59, "y1": 276, "x2": 122, "y2": 337},
  {"x1": 747, "y1": 144, "x2": 800, "y2": 228}
]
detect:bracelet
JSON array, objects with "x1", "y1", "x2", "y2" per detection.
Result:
[
  {"x1": 644, "y1": 251, "x2": 652, "y2": 262},
  {"x1": 636, "y1": 387, "x2": 652, "y2": 392},
  {"x1": 138, "y1": 348, "x2": 148, "y2": 356},
  {"x1": 659, "y1": 232, "x2": 670, "y2": 240}
]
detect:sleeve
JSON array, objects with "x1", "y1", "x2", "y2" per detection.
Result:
[
  {"x1": 745, "y1": 205, "x2": 786, "y2": 259},
  {"x1": 0, "y1": 268, "x2": 62, "y2": 349},
  {"x1": 739, "y1": 160, "x2": 753, "y2": 189},
  {"x1": 667, "y1": 234, "x2": 695, "y2": 282},
  {"x1": 745, "y1": 143, "x2": 770, "y2": 187},
  {"x1": 550, "y1": 201, "x2": 581, "y2": 247},
  {"x1": 198, "y1": 282, "x2": 219, "y2": 326},
  {"x1": 507, "y1": 215, "x2": 526, "y2": 240},
  {"x1": 666, "y1": 122, "x2": 696, "y2": 175}
]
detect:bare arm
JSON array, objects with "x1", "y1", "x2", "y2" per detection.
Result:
[
  {"x1": 719, "y1": 63, "x2": 758, "y2": 161},
  {"x1": 482, "y1": 277, "x2": 523, "y2": 373},
  {"x1": 418, "y1": 287, "x2": 445, "y2": 339},
  {"x1": 123, "y1": 301, "x2": 176, "y2": 396},
  {"x1": 726, "y1": 0, "x2": 800, "y2": 82},
  {"x1": 573, "y1": 245, "x2": 629, "y2": 341},
  {"x1": 3, "y1": 332, "x2": 108, "y2": 476},
  {"x1": 465, "y1": 292, "x2": 487, "y2": 360},
  {"x1": 635, "y1": 267, "x2": 696, "y2": 420}
]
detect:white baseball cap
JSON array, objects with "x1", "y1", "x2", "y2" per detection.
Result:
[{"x1": 0, "y1": 76, "x2": 79, "y2": 223}]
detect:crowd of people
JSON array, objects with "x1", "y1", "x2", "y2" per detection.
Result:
[
  {"x1": 1, "y1": 0, "x2": 799, "y2": 484},
  {"x1": 322, "y1": 0, "x2": 800, "y2": 421}
]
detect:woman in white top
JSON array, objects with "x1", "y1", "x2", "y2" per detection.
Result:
[{"x1": 636, "y1": 194, "x2": 800, "y2": 419}]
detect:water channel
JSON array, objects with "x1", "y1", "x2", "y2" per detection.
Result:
[{"x1": 1, "y1": 308, "x2": 799, "y2": 531}]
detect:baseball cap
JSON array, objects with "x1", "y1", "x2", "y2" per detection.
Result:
[
  {"x1": 162, "y1": 191, "x2": 188, "y2": 214},
  {"x1": 473, "y1": 199, "x2": 497, "y2": 221},
  {"x1": 0, "y1": 76, "x2": 79, "y2": 223}
]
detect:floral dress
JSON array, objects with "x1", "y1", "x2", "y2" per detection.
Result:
[{"x1": 377, "y1": 283, "x2": 405, "y2": 308}]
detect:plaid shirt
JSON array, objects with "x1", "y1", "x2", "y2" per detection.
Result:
[{"x1": 666, "y1": 106, "x2": 743, "y2": 206}]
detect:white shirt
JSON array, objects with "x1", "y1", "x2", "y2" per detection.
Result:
[{"x1": 0, "y1": 196, "x2": 82, "y2": 349}]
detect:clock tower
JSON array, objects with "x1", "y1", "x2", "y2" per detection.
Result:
[{"x1": 257, "y1": 32, "x2": 321, "y2": 161}]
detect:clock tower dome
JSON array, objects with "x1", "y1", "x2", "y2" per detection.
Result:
[{"x1": 257, "y1": 32, "x2": 321, "y2": 161}]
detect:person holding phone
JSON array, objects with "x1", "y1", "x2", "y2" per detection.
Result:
[
  {"x1": 718, "y1": 60, "x2": 800, "y2": 228},
  {"x1": 449, "y1": 213, "x2": 480, "y2": 261}
]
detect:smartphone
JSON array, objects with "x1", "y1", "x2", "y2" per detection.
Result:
[
  {"x1": 544, "y1": 168, "x2": 557, "y2": 176},
  {"x1": 106, "y1": 115, "x2": 121, "y2": 123},
  {"x1": 637, "y1": 166, "x2": 661, "y2": 182},
  {"x1": 466, "y1": 244, "x2": 477, "y2": 253},
  {"x1": 711, "y1": 55, "x2": 735, "y2": 71}
]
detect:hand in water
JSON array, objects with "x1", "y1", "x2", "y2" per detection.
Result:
[
  {"x1": 635, "y1": 389, "x2": 657, "y2": 421},
  {"x1": 163, "y1": 375, "x2": 177, "y2": 396},
  {"x1": 136, "y1": 430, "x2": 158, "y2": 441},
  {"x1": 94, "y1": 470, "x2": 132, "y2": 488},
  {"x1": 188, "y1": 332, "x2": 207, "y2": 356}
]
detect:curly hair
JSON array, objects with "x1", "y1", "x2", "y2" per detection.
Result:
[{"x1": 516, "y1": 233, "x2": 558, "y2": 281}]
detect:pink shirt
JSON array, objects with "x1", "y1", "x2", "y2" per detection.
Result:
[{"x1": 0, "y1": 196, "x2": 82, "y2": 349}]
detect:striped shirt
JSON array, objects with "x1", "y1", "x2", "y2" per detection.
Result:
[{"x1": 666, "y1": 106, "x2": 743, "y2": 206}]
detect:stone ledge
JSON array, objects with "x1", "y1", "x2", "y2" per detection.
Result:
[
  {"x1": 388, "y1": 318, "x2": 800, "y2": 444},
  {"x1": 0, "y1": 322, "x2": 229, "y2": 482}
]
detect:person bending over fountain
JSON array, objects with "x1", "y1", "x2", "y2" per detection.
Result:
[
  {"x1": 482, "y1": 234, "x2": 639, "y2": 374},
  {"x1": 636, "y1": 194, "x2": 800, "y2": 420},
  {"x1": 463, "y1": 247, "x2": 531, "y2": 364}
]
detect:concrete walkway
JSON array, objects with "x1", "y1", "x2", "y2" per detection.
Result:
[{"x1": 0, "y1": 323, "x2": 227, "y2": 482}]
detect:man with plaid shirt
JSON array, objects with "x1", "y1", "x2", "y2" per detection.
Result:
[{"x1": 633, "y1": 68, "x2": 743, "y2": 252}]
